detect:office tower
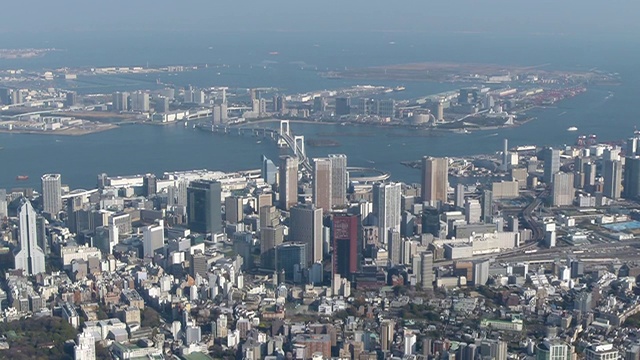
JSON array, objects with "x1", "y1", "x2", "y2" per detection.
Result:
[
  {"x1": 332, "y1": 214, "x2": 360, "y2": 278},
  {"x1": 14, "y1": 201, "x2": 46, "y2": 275},
  {"x1": 312, "y1": 158, "x2": 332, "y2": 211},
  {"x1": 94, "y1": 225, "x2": 118, "y2": 255},
  {"x1": 628, "y1": 137, "x2": 638, "y2": 155},
  {"x1": 220, "y1": 103, "x2": 228, "y2": 121},
  {"x1": 373, "y1": 182, "x2": 402, "y2": 245},
  {"x1": 480, "y1": 339, "x2": 507, "y2": 360},
  {"x1": 380, "y1": 320, "x2": 394, "y2": 352},
  {"x1": 481, "y1": 189, "x2": 493, "y2": 223},
  {"x1": 156, "y1": 96, "x2": 170, "y2": 112},
  {"x1": 36, "y1": 215, "x2": 48, "y2": 255},
  {"x1": 421, "y1": 206, "x2": 440, "y2": 238},
  {"x1": 543, "y1": 148, "x2": 561, "y2": 184},
  {"x1": 329, "y1": 154, "x2": 348, "y2": 207},
  {"x1": 112, "y1": 92, "x2": 129, "y2": 111},
  {"x1": 274, "y1": 95, "x2": 286, "y2": 113},
  {"x1": 259, "y1": 205, "x2": 279, "y2": 228},
  {"x1": 225, "y1": 196, "x2": 244, "y2": 224},
  {"x1": 278, "y1": 156, "x2": 298, "y2": 210},
  {"x1": 421, "y1": 157, "x2": 449, "y2": 205},
  {"x1": 454, "y1": 183, "x2": 465, "y2": 209},
  {"x1": 536, "y1": 340, "x2": 571, "y2": 360},
  {"x1": 551, "y1": 172, "x2": 574, "y2": 206},
  {"x1": 190, "y1": 250, "x2": 208, "y2": 278},
  {"x1": 376, "y1": 99, "x2": 395, "y2": 118},
  {"x1": 501, "y1": 138, "x2": 509, "y2": 171},
  {"x1": 187, "y1": 180, "x2": 222, "y2": 234},
  {"x1": 473, "y1": 260, "x2": 489, "y2": 286},
  {"x1": 465, "y1": 199, "x2": 482, "y2": 224},
  {"x1": 585, "y1": 344, "x2": 618, "y2": 360},
  {"x1": 11, "y1": 89, "x2": 23, "y2": 104},
  {"x1": 0, "y1": 88, "x2": 10, "y2": 104},
  {"x1": 212, "y1": 105, "x2": 222, "y2": 124},
  {"x1": 388, "y1": 229, "x2": 401, "y2": 266},
  {"x1": 420, "y1": 251, "x2": 434, "y2": 289},
  {"x1": 276, "y1": 242, "x2": 306, "y2": 281},
  {"x1": 74, "y1": 332, "x2": 96, "y2": 360},
  {"x1": 194, "y1": 90, "x2": 205, "y2": 105},
  {"x1": 401, "y1": 211, "x2": 415, "y2": 238},
  {"x1": 262, "y1": 155, "x2": 277, "y2": 185},
  {"x1": 41, "y1": 173, "x2": 62, "y2": 218},
  {"x1": 143, "y1": 220, "x2": 164, "y2": 258},
  {"x1": 259, "y1": 98, "x2": 267, "y2": 114},
  {"x1": 313, "y1": 96, "x2": 327, "y2": 112},
  {"x1": 66, "y1": 91, "x2": 78, "y2": 107},
  {"x1": 0, "y1": 189, "x2": 7, "y2": 219},
  {"x1": 233, "y1": 232, "x2": 254, "y2": 270},
  {"x1": 603, "y1": 160, "x2": 622, "y2": 199},
  {"x1": 290, "y1": 204, "x2": 323, "y2": 264},
  {"x1": 335, "y1": 97, "x2": 351, "y2": 116},
  {"x1": 404, "y1": 332, "x2": 417, "y2": 355},
  {"x1": 624, "y1": 156, "x2": 640, "y2": 199},
  {"x1": 260, "y1": 225, "x2": 284, "y2": 270},
  {"x1": 131, "y1": 91, "x2": 150, "y2": 112},
  {"x1": 584, "y1": 162, "x2": 596, "y2": 188},
  {"x1": 143, "y1": 174, "x2": 157, "y2": 197}
]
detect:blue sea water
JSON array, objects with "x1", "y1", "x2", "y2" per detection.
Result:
[{"x1": 0, "y1": 31, "x2": 638, "y2": 189}]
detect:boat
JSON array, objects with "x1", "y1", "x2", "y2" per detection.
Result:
[
  {"x1": 16, "y1": 175, "x2": 29, "y2": 181},
  {"x1": 567, "y1": 126, "x2": 578, "y2": 132}
]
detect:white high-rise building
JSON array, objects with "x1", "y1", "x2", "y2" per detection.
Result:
[
  {"x1": 143, "y1": 220, "x2": 164, "y2": 258},
  {"x1": 130, "y1": 91, "x2": 150, "y2": 112},
  {"x1": 329, "y1": 154, "x2": 348, "y2": 207},
  {"x1": 41, "y1": 173, "x2": 62, "y2": 218},
  {"x1": 404, "y1": 331, "x2": 417, "y2": 355},
  {"x1": 14, "y1": 200, "x2": 46, "y2": 275},
  {"x1": 0, "y1": 189, "x2": 7, "y2": 219},
  {"x1": 373, "y1": 182, "x2": 402, "y2": 245},
  {"x1": 74, "y1": 332, "x2": 96, "y2": 360}
]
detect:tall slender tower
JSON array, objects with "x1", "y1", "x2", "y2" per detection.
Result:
[
  {"x1": 14, "y1": 200, "x2": 46, "y2": 275},
  {"x1": 603, "y1": 160, "x2": 622, "y2": 199},
  {"x1": 501, "y1": 139, "x2": 509, "y2": 172},
  {"x1": 421, "y1": 157, "x2": 448, "y2": 205},
  {"x1": 278, "y1": 156, "x2": 298, "y2": 210},
  {"x1": 41, "y1": 173, "x2": 62, "y2": 218},
  {"x1": 543, "y1": 148, "x2": 561, "y2": 184},
  {"x1": 329, "y1": 154, "x2": 348, "y2": 207},
  {"x1": 290, "y1": 204, "x2": 323, "y2": 264},
  {"x1": 373, "y1": 182, "x2": 402, "y2": 245},
  {"x1": 312, "y1": 158, "x2": 333, "y2": 212}
]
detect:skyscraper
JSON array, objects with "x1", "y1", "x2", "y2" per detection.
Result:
[
  {"x1": 0, "y1": 189, "x2": 7, "y2": 219},
  {"x1": 261, "y1": 155, "x2": 277, "y2": 185},
  {"x1": 278, "y1": 156, "x2": 298, "y2": 210},
  {"x1": 536, "y1": 340, "x2": 571, "y2": 360},
  {"x1": 380, "y1": 319, "x2": 394, "y2": 352},
  {"x1": 335, "y1": 97, "x2": 351, "y2": 116},
  {"x1": 465, "y1": 199, "x2": 482, "y2": 224},
  {"x1": 551, "y1": 172, "x2": 574, "y2": 206},
  {"x1": 543, "y1": 148, "x2": 561, "y2": 184},
  {"x1": 41, "y1": 173, "x2": 62, "y2": 218},
  {"x1": 225, "y1": 196, "x2": 244, "y2": 224},
  {"x1": 481, "y1": 189, "x2": 493, "y2": 224},
  {"x1": 624, "y1": 156, "x2": 640, "y2": 199},
  {"x1": 290, "y1": 204, "x2": 323, "y2": 264},
  {"x1": 373, "y1": 182, "x2": 402, "y2": 245},
  {"x1": 74, "y1": 332, "x2": 96, "y2": 360},
  {"x1": 276, "y1": 242, "x2": 306, "y2": 281},
  {"x1": 603, "y1": 160, "x2": 622, "y2": 199},
  {"x1": 332, "y1": 214, "x2": 360, "y2": 278},
  {"x1": 187, "y1": 180, "x2": 222, "y2": 234},
  {"x1": 329, "y1": 154, "x2": 348, "y2": 207},
  {"x1": 14, "y1": 200, "x2": 46, "y2": 276},
  {"x1": 421, "y1": 157, "x2": 448, "y2": 205},
  {"x1": 420, "y1": 251, "x2": 434, "y2": 289},
  {"x1": 112, "y1": 92, "x2": 129, "y2": 111},
  {"x1": 388, "y1": 229, "x2": 401, "y2": 267},
  {"x1": 130, "y1": 91, "x2": 150, "y2": 112},
  {"x1": 143, "y1": 174, "x2": 157, "y2": 197},
  {"x1": 143, "y1": 220, "x2": 164, "y2": 258},
  {"x1": 454, "y1": 183, "x2": 465, "y2": 209},
  {"x1": 312, "y1": 158, "x2": 333, "y2": 212}
]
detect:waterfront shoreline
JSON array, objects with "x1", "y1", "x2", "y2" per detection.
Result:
[{"x1": 0, "y1": 124, "x2": 118, "y2": 136}]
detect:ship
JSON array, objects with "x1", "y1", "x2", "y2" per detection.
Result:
[
  {"x1": 16, "y1": 175, "x2": 29, "y2": 181},
  {"x1": 567, "y1": 126, "x2": 578, "y2": 132}
]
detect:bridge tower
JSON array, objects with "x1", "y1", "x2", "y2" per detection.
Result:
[
  {"x1": 279, "y1": 120, "x2": 290, "y2": 137},
  {"x1": 294, "y1": 135, "x2": 306, "y2": 159}
]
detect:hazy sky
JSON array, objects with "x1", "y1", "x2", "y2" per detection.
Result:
[{"x1": 1, "y1": 0, "x2": 638, "y2": 38}]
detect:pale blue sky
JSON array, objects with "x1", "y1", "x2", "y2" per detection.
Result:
[{"x1": 1, "y1": 0, "x2": 637, "y2": 37}]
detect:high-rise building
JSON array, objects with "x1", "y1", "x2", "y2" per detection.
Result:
[
  {"x1": 421, "y1": 157, "x2": 448, "y2": 205},
  {"x1": 41, "y1": 173, "x2": 62, "y2": 218},
  {"x1": 112, "y1": 92, "x2": 129, "y2": 111},
  {"x1": 501, "y1": 138, "x2": 509, "y2": 172},
  {"x1": 143, "y1": 220, "x2": 164, "y2": 258},
  {"x1": 14, "y1": 200, "x2": 46, "y2": 276},
  {"x1": 420, "y1": 251, "x2": 434, "y2": 289},
  {"x1": 584, "y1": 162, "x2": 596, "y2": 188},
  {"x1": 481, "y1": 189, "x2": 493, "y2": 223},
  {"x1": 313, "y1": 97, "x2": 327, "y2": 112},
  {"x1": 373, "y1": 182, "x2": 401, "y2": 245},
  {"x1": 290, "y1": 204, "x2": 323, "y2": 264},
  {"x1": 278, "y1": 156, "x2": 298, "y2": 210},
  {"x1": 0, "y1": 189, "x2": 7, "y2": 219},
  {"x1": 261, "y1": 155, "x2": 277, "y2": 185},
  {"x1": 260, "y1": 225, "x2": 284, "y2": 270},
  {"x1": 190, "y1": 250, "x2": 208, "y2": 278},
  {"x1": 155, "y1": 96, "x2": 170, "y2": 113},
  {"x1": 74, "y1": 332, "x2": 96, "y2": 360},
  {"x1": 454, "y1": 183, "x2": 465, "y2": 209},
  {"x1": 380, "y1": 319, "x2": 394, "y2": 352},
  {"x1": 335, "y1": 97, "x2": 351, "y2": 116},
  {"x1": 329, "y1": 154, "x2": 348, "y2": 207},
  {"x1": 624, "y1": 156, "x2": 640, "y2": 199},
  {"x1": 66, "y1": 91, "x2": 78, "y2": 107},
  {"x1": 551, "y1": 172, "x2": 574, "y2": 206},
  {"x1": 276, "y1": 242, "x2": 306, "y2": 281},
  {"x1": 543, "y1": 148, "x2": 561, "y2": 184},
  {"x1": 332, "y1": 214, "x2": 360, "y2": 278},
  {"x1": 480, "y1": 339, "x2": 507, "y2": 360},
  {"x1": 233, "y1": 232, "x2": 254, "y2": 270},
  {"x1": 465, "y1": 199, "x2": 482, "y2": 224},
  {"x1": 130, "y1": 91, "x2": 150, "y2": 112},
  {"x1": 143, "y1": 174, "x2": 157, "y2": 197},
  {"x1": 404, "y1": 331, "x2": 417, "y2": 355},
  {"x1": 421, "y1": 207, "x2": 440, "y2": 238},
  {"x1": 388, "y1": 229, "x2": 401, "y2": 266},
  {"x1": 603, "y1": 160, "x2": 623, "y2": 199},
  {"x1": 225, "y1": 196, "x2": 244, "y2": 224},
  {"x1": 536, "y1": 340, "x2": 571, "y2": 360},
  {"x1": 187, "y1": 180, "x2": 222, "y2": 234},
  {"x1": 313, "y1": 158, "x2": 333, "y2": 211}
]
